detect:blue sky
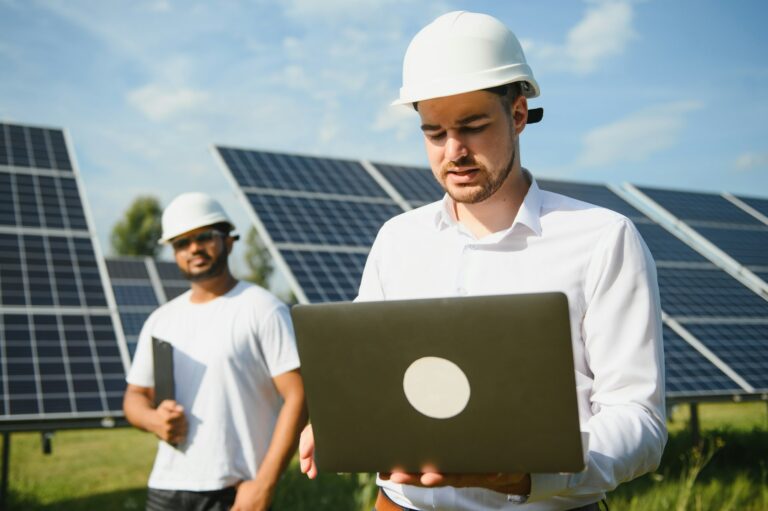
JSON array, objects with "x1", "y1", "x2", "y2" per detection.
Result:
[{"x1": 1, "y1": 0, "x2": 767, "y2": 276}]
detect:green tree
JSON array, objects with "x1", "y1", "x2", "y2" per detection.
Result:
[
  {"x1": 110, "y1": 196, "x2": 163, "y2": 257},
  {"x1": 243, "y1": 226, "x2": 273, "y2": 287}
]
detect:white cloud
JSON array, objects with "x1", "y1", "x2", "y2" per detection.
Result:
[
  {"x1": 127, "y1": 84, "x2": 209, "y2": 122},
  {"x1": 282, "y1": 0, "x2": 413, "y2": 21},
  {"x1": 526, "y1": 0, "x2": 636, "y2": 74},
  {"x1": 145, "y1": 0, "x2": 171, "y2": 12},
  {"x1": 734, "y1": 152, "x2": 768, "y2": 171},
  {"x1": 577, "y1": 100, "x2": 703, "y2": 168}
]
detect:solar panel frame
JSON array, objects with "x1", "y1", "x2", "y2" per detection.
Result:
[{"x1": 735, "y1": 195, "x2": 768, "y2": 219}]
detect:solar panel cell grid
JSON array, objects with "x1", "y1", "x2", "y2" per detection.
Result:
[
  {"x1": 1, "y1": 312, "x2": 124, "y2": 416},
  {"x1": 0, "y1": 123, "x2": 72, "y2": 172},
  {"x1": 106, "y1": 259, "x2": 150, "y2": 280},
  {"x1": 1, "y1": 234, "x2": 110, "y2": 308},
  {"x1": 372, "y1": 162, "x2": 444, "y2": 204},
  {"x1": 154, "y1": 261, "x2": 184, "y2": 281},
  {"x1": 737, "y1": 195, "x2": 768, "y2": 218},
  {"x1": 634, "y1": 224, "x2": 709, "y2": 263},
  {"x1": 281, "y1": 250, "x2": 367, "y2": 303},
  {"x1": 694, "y1": 226, "x2": 768, "y2": 268},
  {"x1": 539, "y1": 180, "x2": 647, "y2": 220},
  {"x1": 220, "y1": 148, "x2": 388, "y2": 198},
  {"x1": 112, "y1": 285, "x2": 158, "y2": 307},
  {"x1": 657, "y1": 267, "x2": 768, "y2": 317},
  {"x1": 663, "y1": 326, "x2": 741, "y2": 394},
  {"x1": 640, "y1": 187, "x2": 762, "y2": 225},
  {"x1": 247, "y1": 193, "x2": 401, "y2": 247},
  {"x1": 0, "y1": 171, "x2": 86, "y2": 229},
  {"x1": 684, "y1": 323, "x2": 768, "y2": 390}
]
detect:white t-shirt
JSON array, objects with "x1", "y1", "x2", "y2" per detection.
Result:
[
  {"x1": 126, "y1": 281, "x2": 300, "y2": 491},
  {"x1": 361, "y1": 175, "x2": 666, "y2": 510}
]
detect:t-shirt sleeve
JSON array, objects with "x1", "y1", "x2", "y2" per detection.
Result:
[
  {"x1": 125, "y1": 312, "x2": 156, "y2": 388},
  {"x1": 258, "y1": 303, "x2": 301, "y2": 377}
]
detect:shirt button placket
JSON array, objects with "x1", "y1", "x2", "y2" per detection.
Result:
[{"x1": 456, "y1": 243, "x2": 472, "y2": 296}]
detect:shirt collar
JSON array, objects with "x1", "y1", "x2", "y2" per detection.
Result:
[{"x1": 433, "y1": 169, "x2": 543, "y2": 237}]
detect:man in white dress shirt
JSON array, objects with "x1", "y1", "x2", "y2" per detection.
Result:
[{"x1": 300, "y1": 11, "x2": 666, "y2": 511}]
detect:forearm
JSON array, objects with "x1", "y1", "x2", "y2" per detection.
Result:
[
  {"x1": 123, "y1": 387, "x2": 159, "y2": 433},
  {"x1": 252, "y1": 389, "x2": 308, "y2": 490}
]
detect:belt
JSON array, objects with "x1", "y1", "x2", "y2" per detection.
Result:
[{"x1": 374, "y1": 489, "x2": 603, "y2": 511}]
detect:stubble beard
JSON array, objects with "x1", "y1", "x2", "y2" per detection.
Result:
[
  {"x1": 181, "y1": 249, "x2": 229, "y2": 282},
  {"x1": 441, "y1": 143, "x2": 517, "y2": 205}
]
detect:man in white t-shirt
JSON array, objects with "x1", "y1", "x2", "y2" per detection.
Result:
[
  {"x1": 124, "y1": 192, "x2": 306, "y2": 511},
  {"x1": 300, "y1": 11, "x2": 666, "y2": 511}
]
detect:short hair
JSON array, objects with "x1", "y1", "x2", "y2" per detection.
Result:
[
  {"x1": 485, "y1": 82, "x2": 524, "y2": 111},
  {"x1": 412, "y1": 81, "x2": 525, "y2": 112}
]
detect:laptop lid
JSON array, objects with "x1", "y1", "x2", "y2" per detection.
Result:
[{"x1": 292, "y1": 292, "x2": 584, "y2": 474}]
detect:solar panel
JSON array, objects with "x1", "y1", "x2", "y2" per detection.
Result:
[
  {"x1": 281, "y1": 250, "x2": 368, "y2": 303},
  {"x1": 219, "y1": 147, "x2": 388, "y2": 198},
  {"x1": 106, "y1": 257, "x2": 191, "y2": 356},
  {"x1": 371, "y1": 162, "x2": 443, "y2": 206},
  {"x1": 0, "y1": 122, "x2": 128, "y2": 429},
  {"x1": 214, "y1": 147, "x2": 767, "y2": 400},
  {"x1": 663, "y1": 325, "x2": 743, "y2": 397},
  {"x1": 637, "y1": 186, "x2": 768, "y2": 272},
  {"x1": 154, "y1": 260, "x2": 188, "y2": 300},
  {"x1": 639, "y1": 187, "x2": 762, "y2": 226},
  {"x1": 657, "y1": 266, "x2": 768, "y2": 318},
  {"x1": 538, "y1": 179, "x2": 647, "y2": 221},
  {"x1": 214, "y1": 147, "x2": 404, "y2": 304},
  {"x1": 0, "y1": 124, "x2": 72, "y2": 172},
  {"x1": 683, "y1": 323, "x2": 768, "y2": 391},
  {"x1": 246, "y1": 193, "x2": 401, "y2": 247},
  {"x1": 736, "y1": 195, "x2": 768, "y2": 218},
  {"x1": 694, "y1": 226, "x2": 768, "y2": 268},
  {"x1": 105, "y1": 258, "x2": 157, "y2": 357}
]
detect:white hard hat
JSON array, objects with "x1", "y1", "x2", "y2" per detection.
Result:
[
  {"x1": 393, "y1": 11, "x2": 540, "y2": 107},
  {"x1": 159, "y1": 192, "x2": 235, "y2": 243}
]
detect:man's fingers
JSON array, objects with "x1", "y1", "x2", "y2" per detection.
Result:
[
  {"x1": 298, "y1": 424, "x2": 318, "y2": 478},
  {"x1": 387, "y1": 472, "x2": 421, "y2": 485},
  {"x1": 420, "y1": 472, "x2": 445, "y2": 486}
]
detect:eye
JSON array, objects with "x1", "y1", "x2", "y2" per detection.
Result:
[
  {"x1": 462, "y1": 124, "x2": 488, "y2": 134},
  {"x1": 425, "y1": 131, "x2": 445, "y2": 142}
]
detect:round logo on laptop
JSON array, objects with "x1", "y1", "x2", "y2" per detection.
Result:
[{"x1": 402, "y1": 356, "x2": 471, "y2": 419}]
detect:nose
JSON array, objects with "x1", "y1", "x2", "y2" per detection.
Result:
[{"x1": 444, "y1": 133, "x2": 468, "y2": 163}]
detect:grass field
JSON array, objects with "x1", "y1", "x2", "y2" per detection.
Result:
[{"x1": 3, "y1": 401, "x2": 767, "y2": 510}]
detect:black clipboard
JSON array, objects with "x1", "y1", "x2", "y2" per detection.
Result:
[{"x1": 152, "y1": 337, "x2": 175, "y2": 407}]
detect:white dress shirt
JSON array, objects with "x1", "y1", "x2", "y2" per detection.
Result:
[{"x1": 358, "y1": 173, "x2": 667, "y2": 510}]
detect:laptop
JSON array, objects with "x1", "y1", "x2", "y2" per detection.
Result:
[{"x1": 291, "y1": 292, "x2": 584, "y2": 474}]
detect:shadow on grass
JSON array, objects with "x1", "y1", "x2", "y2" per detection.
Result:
[
  {"x1": 6, "y1": 487, "x2": 146, "y2": 511},
  {"x1": 6, "y1": 470, "x2": 364, "y2": 511}
]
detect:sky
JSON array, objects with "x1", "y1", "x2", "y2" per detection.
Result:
[{"x1": 1, "y1": 0, "x2": 767, "y2": 282}]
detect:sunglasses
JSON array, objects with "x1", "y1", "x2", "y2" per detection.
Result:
[{"x1": 171, "y1": 229, "x2": 224, "y2": 252}]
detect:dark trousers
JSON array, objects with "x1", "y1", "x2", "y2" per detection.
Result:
[{"x1": 146, "y1": 487, "x2": 237, "y2": 511}]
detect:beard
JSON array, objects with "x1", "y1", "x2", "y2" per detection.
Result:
[
  {"x1": 440, "y1": 143, "x2": 517, "y2": 205},
  {"x1": 181, "y1": 248, "x2": 229, "y2": 282}
]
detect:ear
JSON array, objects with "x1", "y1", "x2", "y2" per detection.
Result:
[
  {"x1": 225, "y1": 236, "x2": 235, "y2": 254},
  {"x1": 511, "y1": 95, "x2": 528, "y2": 135}
]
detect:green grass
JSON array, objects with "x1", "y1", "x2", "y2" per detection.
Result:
[{"x1": 2, "y1": 401, "x2": 767, "y2": 510}]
